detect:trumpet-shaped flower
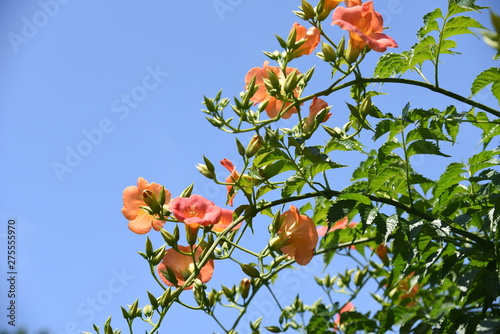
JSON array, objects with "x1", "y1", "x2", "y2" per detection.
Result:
[
  {"x1": 332, "y1": 1, "x2": 398, "y2": 62},
  {"x1": 303, "y1": 97, "x2": 331, "y2": 133},
  {"x1": 221, "y1": 158, "x2": 240, "y2": 206},
  {"x1": 157, "y1": 245, "x2": 214, "y2": 290},
  {"x1": 289, "y1": 23, "x2": 321, "y2": 59},
  {"x1": 121, "y1": 177, "x2": 171, "y2": 234},
  {"x1": 212, "y1": 208, "x2": 241, "y2": 232},
  {"x1": 244, "y1": 61, "x2": 301, "y2": 119},
  {"x1": 168, "y1": 194, "x2": 222, "y2": 227},
  {"x1": 277, "y1": 206, "x2": 318, "y2": 265}
]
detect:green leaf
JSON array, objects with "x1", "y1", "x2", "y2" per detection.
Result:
[
  {"x1": 467, "y1": 149, "x2": 500, "y2": 176},
  {"x1": 373, "y1": 119, "x2": 395, "y2": 141},
  {"x1": 448, "y1": 0, "x2": 485, "y2": 17},
  {"x1": 439, "y1": 39, "x2": 459, "y2": 54},
  {"x1": 253, "y1": 148, "x2": 290, "y2": 167},
  {"x1": 261, "y1": 160, "x2": 297, "y2": 179},
  {"x1": 324, "y1": 138, "x2": 365, "y2": 153},
  {"x1": 417, "y1": 8, "x2": 443, "y2": 39},
  {"x1": 409, "y1": 35, "x2": 436, "y2": 67},
  {"x1": 433, "y1": 162, "x2": 467, "y2": 199},
  {"x1": 281, "y1": 174, "x2": 306, "y2": 198},
  {"x1": 442, "y1": 16, "x2": 484, "y2": 39},
  {"x1": 471, "y1": 67, "x2": 500, "y2": 104},
  {"x1": 327, "y1": 200, "x2": 357, "y2": 225},
  {"x1": 374, "y1": 52, "x2": 410, "y2": 77},
  {"x1": 407, "y1": 140, "x2": 451, "y2": 157}
]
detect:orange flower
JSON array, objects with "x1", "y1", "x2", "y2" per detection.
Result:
[
  {"x1": 334, "y1": 302, "x2": 355, "y2": 328},
  {"x1": 332, "y1": 1, "x2": 398, "y2": 62},
  {"x1": 319, "y1": 0, "x2": 362, "y2": 20},
  {"x1": 317, "y1": 216, "x2": 357, "y2": 237},
  {"x1": 244, "y1": 61, "x2": 301, "y2": 119},
  {"x1": 277, "y1": 206, "x2": 319, "y2": 265},
  {"x1": 157, "y1": 245, "x2": 214, "y2": 290},
  {"x1": 303, "y1": 97, "x2": 331, "y2": 133},
  {"x1": 289, "y1": 23, "x2": 321, "y2": 59},
  {"x1": 168, "y1": 194, "x2": 222, "y2": 228},
  {"x1": 221, "y1": 158, "x2": 240, "y2": 206},
  {"x1": 212, "y1": 208, "x2": 241, "y2": 232},
  {"x1": 121, "y1": 177, "x2": 171, "y2": 234}
]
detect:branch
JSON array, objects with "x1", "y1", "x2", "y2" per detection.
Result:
[{"x1": 304, "y1": 77, "x2": 500, "y2": 118}]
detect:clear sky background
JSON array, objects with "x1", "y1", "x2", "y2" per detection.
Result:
[{"x1": 1, "y1": 0, "x2": 499, "y2": 333}]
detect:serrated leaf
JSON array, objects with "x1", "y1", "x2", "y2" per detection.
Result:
[
  {"x1": 324, "y1": 138, "x2": 365, "y2": 153},
  {"x1": 471, "y1": 68, "x2": 500, "y2": 105},
  {"x1": 409, "y1": 36, "x2": 437, "y2": 67},
  {"x1": 407, "y1": 140, "x2": 451, "y2": 157},
  {"x1": 368, "y1": 164, "x2": 406, "y2": 194},
  {"x1": 468, "y1": 149, "x2": 500, "y2": 176},
  {"x1": 417, "y1": 8, "x2": 443, "y2": 39},
  {"x1": 308, "y1": 160, "x2": 345, "y2": 178},
  {"x1": 327, "y1": 200, "x2": 357, "y2": 225},
  {"x1": 261, "y1": 159, "x2": 297, "y2": 179},
  {"x1": 448, "y1": 0, "x2": 485, "y2": 17},
  {"x1": 433, "y1": 162, "x2": 467, "y2": 199},
  {"x1": 442, "y1": 16, "x2": 484, "y2": 39},
  {"x1": 439, "y1": 39, "x2": 459, "y2": 54},
  {"x1": 373, "y1": 119, "x2": 395, "y2": 141},
  {"x1": 374, "y1": 53, "x2": 410, "y2": 77},
  {"x1": 253, "y1": 148, "x2": 290, "y2": 167},
  {"x1": 281, "y1": 174, "x2": 306, "y2": 198}
]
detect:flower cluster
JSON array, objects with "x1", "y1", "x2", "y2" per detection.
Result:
[
  {"x1": 243, "y1": 0, "x2": 396, "y2": 125},
  {"x1": 121, "y1": 177, "x2": 240, "y2": 289}
]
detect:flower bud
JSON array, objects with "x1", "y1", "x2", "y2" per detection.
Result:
[
  {"x1": 359, "y1": 96, "x2": 373, "y2": 120},
  {"x1": 300, "y1": 0, "x2": 315, "y2": 20},
  {"x1": 240, "y1": 263, "x2": 261, "y2": 278},
  {"x1": 283, "y1": 70, "x2": 299, "y2": 94},
  {"x1": 337, "y1": 36, "x2": 345, "y2": 59},
  {"x1": 142, "y1": 304, "x2": 153, "y2": 318},
  {"x1": 321, "y1": 42, "x2": 337, "y2": 62},
  {"x1": 323, "y1": 125, "x2": 344, "y2": 139},
  {"x1": 265, "y1": 128, "x2": 280, "y2": 147},
  {"x1": 239, "y1": 278, "x2": 251, "y2": 299},
  {"x1": 207, "y1": 289, "x2": 218, "y2": 308},
  {"x1": 158, "y1": 288, "x2": 172, "y2": 308},
  {"x1": 221, "y1": 285, "x2": 236, "y2": 300},
  {"x1": 151, "y1": 246, "x2": 166, "y2": 266},
  {"x1": 196, "y1": 164, "x2": 216, "y2": 179},
  {"x1": 161, "y1": 229, "x2": 177, "y2": 247},
  {"x1": 269, "y1": 236, "x2": 284, "y2": 252},
  {"x1": 142, "y1": 189, "x2": 161, "y2": 213},
  {"x1": 245, "y1": 135, "x2": 264, "y2": 158},
  {"x1": 185, "y1": 224, "x2": 199, "y2": 246}
]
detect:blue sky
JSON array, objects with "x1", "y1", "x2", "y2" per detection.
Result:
[{"x1": 1, "y1": 0, "x2": 499, "y2": 333}]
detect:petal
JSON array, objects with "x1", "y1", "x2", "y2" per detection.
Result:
[
  {"x1": 212, "y1": 208, "x2": 240, "y2": 232},
  {"x1": 221, "y1": 158, "x2": 236, "y2": 173},
  {"x1": 121, "y1": 185, "x2": 144, "y2": 220},
  {"x1": 128, "y1": 210, "x2": 154, "y2": 234}
]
